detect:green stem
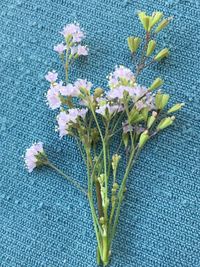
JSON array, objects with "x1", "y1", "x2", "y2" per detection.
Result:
[
  {"x1": 135, "y1": 32, "x2": 150, "y2": 79},
  {"x1": 109, "y1": 198, "x2": 117, "y2": 228},
  {"x1": 75, "y1": 136, "x2": 87, "y2": 166},
  {"x1": 124, "y1": 102, "x2": 134, "y2": 147},
  {"x1": 110, "y1": 148, "x2": 135, "y2": 242},
  {"x1": 47, "y1": 162, "x2": 87, "y2": 196},
  {"x1": 86, "y1": 151, "x2": 103, "y2": 259},
  {"x1": 90, "y1": 107, "x2": 108, "y2": 210},
  {"x1": 102, "y1": 235, "x2": 109, "y2": 266}
]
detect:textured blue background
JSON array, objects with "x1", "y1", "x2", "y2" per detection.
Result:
[{"x1": 0, "y1": 0, "x2": 200, "y2": 266}]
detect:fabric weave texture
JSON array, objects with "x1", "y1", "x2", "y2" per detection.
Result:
[{"x1": 0, "y1": 0, "x2": 200, "y2": 266}]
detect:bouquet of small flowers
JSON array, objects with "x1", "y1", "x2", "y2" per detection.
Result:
[{"x1": 24, "y1": 11, "x2": 184, "y2": 266}]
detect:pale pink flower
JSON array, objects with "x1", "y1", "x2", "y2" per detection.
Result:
[
  {"x1": 61, "y1": 23, "x2": 85, "y2": 43},
  {"x1": 77, "y1": 45, "x2": 88, "y2": 55},
  {"x1": 145, "y1": 95, "x2": 155, "y2": 110},
  {"x1": 108, "y1": 66, "x2": 135, "y2": 88},
  {"x1": 67, "y1": 108, "x2": 87, "y2": 122},
  {"x1": 57, "y1": 108, "x2": 88, "y2": 137},
  {"x1": 54, "y1": 43, "x2": 66, "y2": 54},
  {"x1": 127, "y1": 85, "x2": 147, "y2": 99},
  {"x1": 71, "y1": 45, "x2": 88, "y2": 56},
  {"x1": 96, "y1": 103, "x2": 123, "y2": 116},
  {"x1": 46, "y1": 85, "x2": 61, "y2": 109},
  {"x1": 45, "y1": 71, "x2": 58, "y2": 83},
  {"x1": 24, "y1": 142, "x2": 45, "y2": 172},
  {"x1": 59, "y1": 83, "x2": 80, "y2": 97},
  {"x1": 107, "y1": 86, "x2": 127, "y2": 100},
  {"x1": 95, "y1": 105, "x2": 107, "y2": 116},
  {"x1": 77, "y1": 108, "x2": 88, "y2": 119},
  {"x1": 57, "y1": 111, "x2": 69, "y2": 137},
  {"x1": 135, "y1": 94, "x2": 155, "y2": 111},
  {"x1": 135, "y1": 100, "x2": 145, "y2": 111}
]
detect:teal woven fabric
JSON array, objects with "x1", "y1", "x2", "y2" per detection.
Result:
[{"x1": 0, "y1": 0, "x2": 200, "y2": 266}]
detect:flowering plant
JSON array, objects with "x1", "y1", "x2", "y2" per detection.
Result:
[{"x1": 24, "y1": 12, "x2": 184, "y2": 266}]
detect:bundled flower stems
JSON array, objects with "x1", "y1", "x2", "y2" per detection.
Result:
[{"x1": 24, "y1": 11, "x2": 184, "y2": 266}]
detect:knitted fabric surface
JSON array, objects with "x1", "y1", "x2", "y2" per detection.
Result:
[{"x1": 0, "y1": 0, "x2": 200, "y2": 266}]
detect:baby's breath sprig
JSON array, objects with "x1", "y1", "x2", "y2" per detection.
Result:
[{"x1": 24, "y1": 12, "x2": 184, "y2": 266}]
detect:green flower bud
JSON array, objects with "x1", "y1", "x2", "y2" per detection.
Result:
[
  {"x1": 147, "y1": 112, "x2": 157, "y2": 129},
  {"x1": 149, "y1": 78, "x2": 164, "y2": 91},
  {"x1": 127, "y1": 37, "x2": 142, "y2": 53},
  {"x1": 161, "y1": 94, "x2": 170, "y2": 109},
  {"x1": 94, "y1": 87, "x2": 104, "y2": 98},
  {"x1": 138, "y1": 12, "x2": 150, "y2": 32},
  {"x1": 149, "y1": 12, "x2": 163, "y2": 30},
  {"x1": 167, "y1": 103, "x2": 185, "y2": 114},
  {"x1": 146, "y1": 40, "x2": 156, "y2": 57},
  {"x1": 155, "y1": 92, "x2": 163, "y2": 109},
  {"x1": 155, "y1": 17, "x2": 173, "y2": 33},
  {"x1": 154, "y1": 48, "x2": 170, "y2": 61},
  {"x1": 155, "y1": 92, "x2": 170, "y2": 110},
  {"x1": 127, "y1": 37, "x2": 134, "y2": 53},
  {"x1": 157, "y1": 116, "x2": 175, "y2": 131},
  {"x1": 139, "y1": 130, "x2": 149, "y2": 148}
]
